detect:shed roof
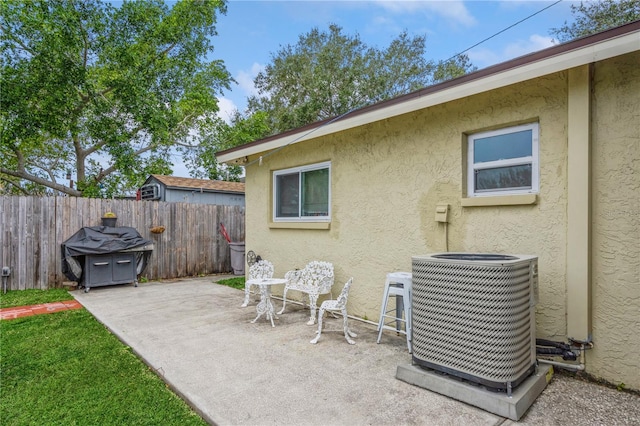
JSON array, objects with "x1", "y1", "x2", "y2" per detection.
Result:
[
  {"x1": 217, "y1": 20, "x2": 640, "y2": 165},
  {"x1": 148, "y1": 175, "x2": 245, "y2": 194}
]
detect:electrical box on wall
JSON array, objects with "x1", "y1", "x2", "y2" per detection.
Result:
[{"x1": 435, "y1": 203, "x2": 449, "y2": 223}]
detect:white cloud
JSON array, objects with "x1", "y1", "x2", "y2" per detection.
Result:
[
  {"x1": 375, "y1": 0, "x2": 476, "y2": 27},
  {"x1": 469, "y1": 33, "x2": 557, "y2": 67},
  {"x1": 220, "y1": 62, "x2": 265, "y2": 117},
  {"x1": 237, "y1": 62, "x2": 264, "y2": 98},
  {"x1": 216, "y1": 97, "x2": 237, "y2": 124},
  {"x1": 467, "y1": 48, "x2": 500, "y2": 67},
  {"x1": 214, "y1": 62, "x2": 265, "y2": 124},
  {"x1": 505, "y1": 34, "x2": 556, "y2": 58},
  {"x1": 372, "y1": 15, "x2": 395, "y2": 27}
]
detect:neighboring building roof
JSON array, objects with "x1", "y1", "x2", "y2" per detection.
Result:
[
  {"x1": 217, "y1": 20, "x2": 640, "y2": 165},
  {"x1": 148, "y1": 175, "x2": 245, "y2": 194}
]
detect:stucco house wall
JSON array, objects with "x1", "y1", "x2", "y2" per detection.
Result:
[
  {"x1": 589, "y1": 52, "x2": 640, "y2": 386},
  {"x1": 245, "y1": 71, "x2": 569, "y2": 327},
  {"x1": 240, "y1": 51, "x2": 638, "y2": 390}
]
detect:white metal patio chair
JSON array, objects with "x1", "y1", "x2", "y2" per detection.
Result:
[
  {"x1": 241, "y1": 259, "x2": 274, "y2": 307},
  {"x1": 310, "y1": 278, "x2": 356, "y2": 345},
  {"x1": 278, "y1": 261, "x2": 334, "y2": 325}
]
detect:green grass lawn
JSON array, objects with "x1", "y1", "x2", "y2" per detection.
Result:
[
  {"x1": 0, "y1": 288, "x2": 73, "y2": 308},
  {"x1": 0, "y1": 290, "x2": 208, "y2": 426},
  {"x1": 215, "y1": 276, "x2": 245, "y2": 290}
]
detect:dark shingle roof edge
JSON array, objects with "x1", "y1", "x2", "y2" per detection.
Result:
[{"x1": 148, "y1": 175, "x2": 245, "y2": 193}]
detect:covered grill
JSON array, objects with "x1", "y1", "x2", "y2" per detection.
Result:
[{"x1": 62, "y1": 226, "x2": 153, "y2": 292}]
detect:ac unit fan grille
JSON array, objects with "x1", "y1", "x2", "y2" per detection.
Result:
[
  {"x1": 412, "y1": 255, "x2": 537, "y2": 390},
  {"x1": 140, "y1": 184, "x2": 160, "y2": 200}
]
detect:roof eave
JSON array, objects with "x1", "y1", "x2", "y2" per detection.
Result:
[
  {"x1": 164, "y1": 186, "x2": 244, "y2": 194},
  {"x1": 217, "y1": 22, "x2": 640, "y2": 165}
]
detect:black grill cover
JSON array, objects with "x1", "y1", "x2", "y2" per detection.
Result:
[{"x1": 61, "y1": 226, "x2": 152, "y2": 281}]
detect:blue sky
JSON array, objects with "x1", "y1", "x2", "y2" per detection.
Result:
[{"x1": 210, "y1": 0, "x2": 580, "y2": 122}]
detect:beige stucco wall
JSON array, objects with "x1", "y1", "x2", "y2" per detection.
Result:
[
  {"x1": 242, "y1": 51, "x2": 639, "y2": 389},
  {"x1": 589, "y1": 52, "x2": 640, "y2": 388}
]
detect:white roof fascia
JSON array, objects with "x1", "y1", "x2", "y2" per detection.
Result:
[{"x1": 217, "y1": 30, "x2": 639, "y2": 164}]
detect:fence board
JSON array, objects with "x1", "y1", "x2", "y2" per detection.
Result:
[
  {"x1": 0, "y1": 196, "x2": 244, "y2": 290},
  {"x1": 18, "y1": 197, "x2": 25, "y2": 288}
]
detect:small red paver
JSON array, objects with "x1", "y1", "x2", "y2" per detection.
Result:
[{"x1": 0, "y1": 300, "x2": 83, "y2": 320}]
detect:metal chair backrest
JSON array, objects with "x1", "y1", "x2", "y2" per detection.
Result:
[{"x1": 248, "y1": 260, "x2": 274, "y2": 280}]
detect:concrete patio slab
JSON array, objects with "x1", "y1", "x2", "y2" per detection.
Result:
[{"x1": 71, "y1": 277, "x2": 640, "y2": 426}]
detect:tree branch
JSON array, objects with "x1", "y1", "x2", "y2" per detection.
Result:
[
  {"x1": 78, "y1": 14, "x2": 89, "y2": 69},
  {"x1": 0, "y1": 177, "x2": 30, "y2": 195},
  {"x1": 158, "y1": 42, "x2": 178, "y2": 59},
  {"x1": 71, "y1": 131, "x2": 86, "y2": 183},
  {"x1": 0, "y1": 167, "x2": 82, "y2": 196},
  {"x1": 80, "y1": 120, "x2": 145, "y2": 159},
  {"x1": 81, "y1": 138, "x2": 110, "y2": 158},
  {"x1": 94, "y1": 143, "x2": 156, "y2": 182},
  {"x1": 0, "y1": 24, "x2": 36, "y2": 57},
  {"x1": 173, "y1": 141, "x2": 200, "y2": 148}
]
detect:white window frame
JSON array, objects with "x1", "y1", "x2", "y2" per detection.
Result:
[
  {"x1": 272, "y1": 161, "x2": 331, "y2": 222},
  {"x1": 467, "y1": 123, "x2": 539, "y2": 197}
]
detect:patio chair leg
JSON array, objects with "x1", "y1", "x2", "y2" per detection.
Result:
[
  {"x1": 307, "y1": 294, "x2": 319, "y2": 325},
  {"x1": 241, "y1": 283, "x2": 252, "y2": 307},
  {"x1": 342, "y1": 308, "x2": 356, "y2": 344},
  {"x1": 310, "y1": 307, "x2": 325, "y2": 344},
  {"x1": 276, "y1": 288, "x2": 289, "y2": 315}
]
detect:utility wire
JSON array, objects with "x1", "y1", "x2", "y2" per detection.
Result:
[{"x1": 443, "y1": 0, "x2": 564, "y2": 63}]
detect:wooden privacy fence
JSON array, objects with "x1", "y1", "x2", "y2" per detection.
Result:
[{"x1": 0, "y1": 196, "x2": 245, "y2": 290}]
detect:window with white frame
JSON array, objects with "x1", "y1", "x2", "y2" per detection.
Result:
[
  {"x1": 273, "y1": 161, "x2": 331, "y2": 221},
  {"x1": 467, "y1": 123, "x2": 539, "y2": 197}
]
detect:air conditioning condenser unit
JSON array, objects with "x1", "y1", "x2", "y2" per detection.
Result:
[{"x1": 411, "y1": 253, "x2": 538, "y2": 394}]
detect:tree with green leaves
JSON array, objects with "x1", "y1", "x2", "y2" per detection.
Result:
[
  {"x1": 1, "y1": 0, "x2": 232, "y2": 197},
  {"x1": 186, "y1": 111, "x2": 270, "y2": 181},
  {"x1": 246, "y1": 24, "x2": 475, "y2": 135},
  {"x1": 550, "y1": 0, "x2": 640, "y2": 42}
]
